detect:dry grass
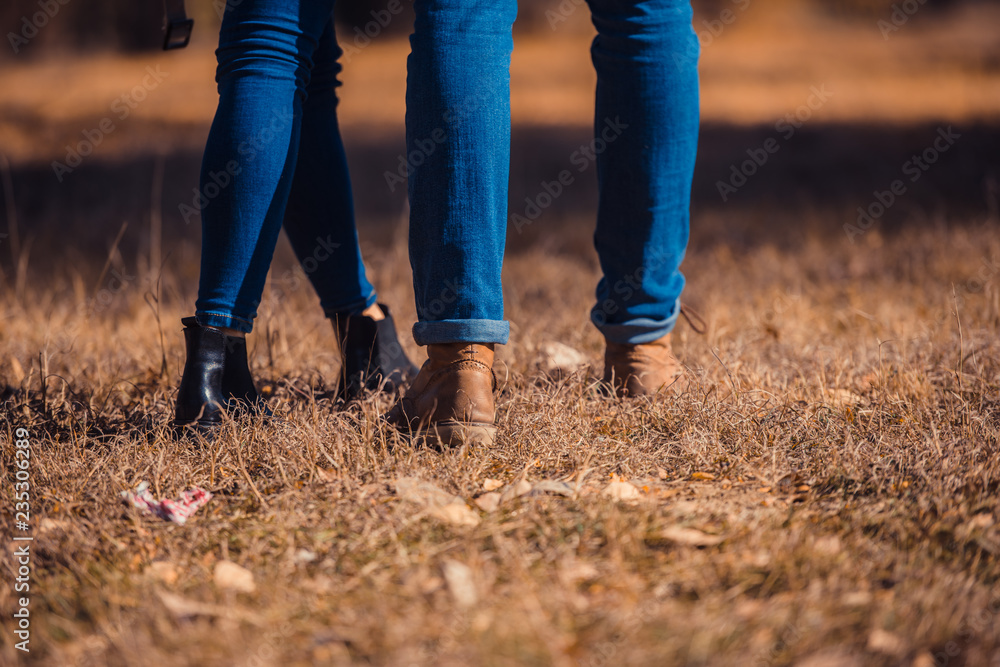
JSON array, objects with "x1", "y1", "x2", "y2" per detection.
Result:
[
  {"x1": 2, "y1": 215, "x2": 1000, "y2": 666},
  {"x1": 2, "y1": 4, "x2": 1000, "y2": 667}
]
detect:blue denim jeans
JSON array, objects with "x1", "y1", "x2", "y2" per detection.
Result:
[
  {"x1": 407, "y1": 0, "x2": 699, "y2": 345},
  {"x1": 195, "y1": 0, "x2": 376, "y2": 333}
]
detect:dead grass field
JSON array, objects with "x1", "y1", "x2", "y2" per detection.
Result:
[{"x1": 2, "y1": 4, "x2": 1000, "y2": 666}]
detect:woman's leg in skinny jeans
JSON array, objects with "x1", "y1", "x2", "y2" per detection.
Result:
[
  {"x1": 195, "y1": 0, "x2": 336, "y2": 333},
  {"x1": 282, "y1": 17, "x2": 378, "y2": 317}
]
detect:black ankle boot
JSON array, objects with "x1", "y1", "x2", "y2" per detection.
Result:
[
  {"x1": 333, "y1": 304, "x2": 418, "y2": 401},
  {"x1": 175, "y1": 317, "x2": 226, "y2": 429},
  {"x1": 174, "y1": 317, "x2": 269, "y2": 431}
]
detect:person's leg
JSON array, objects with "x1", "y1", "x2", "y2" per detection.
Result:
[
  {"x1": 194, "y1": 0, "x2": 335, "y2": 333},
  {"x1": 282, "y1": 18, "x2": 417, "y2": 400},
  {"x1": 405, "y1": 0, "x2": 516, "y2": 346},
  {"x1": 585, "y1": 0, "x2": 701, "y2": 394},
  {"x1": 282, "y1": 18, "x2": 375, "y2": 317},
  {"x1": 176, "y1": 0, "x2": 335, "y2": 430},
  {"x1": 386, "y1": 0, "x2": 517, "y2": 446}
]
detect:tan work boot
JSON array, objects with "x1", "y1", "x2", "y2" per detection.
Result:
[
  {"x1": 603, "y1": 333, "x2": 686, "y2": 397},
  {"x1": 384, "y1": 343, "x2": 497, "y2": 447}
]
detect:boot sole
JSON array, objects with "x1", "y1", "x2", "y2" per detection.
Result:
[{"x1": 413, "y1": 421, "x2": 497, "y2": 448}]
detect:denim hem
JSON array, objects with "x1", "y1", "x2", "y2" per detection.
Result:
[
  {"x1": 593, "y1": 298, "x2": 681, "y2": 345},
  {"x1": 196, "y1": 311, "x2": 254, "y2": 334},
  {"x1": 412, "y1": 319, "x2": 510, "y2": 346},
  {"x1": 322, "y1": 292, "x2": 378, "y2": 318}
]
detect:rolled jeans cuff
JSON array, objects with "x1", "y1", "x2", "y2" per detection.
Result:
[
  {"x1": 195, "y1": 310, "x2": 254, "y2": 334},
  {"x1": 593, "y1": 298, "x2": 681, "y2": 345},
  {"x1": 412, "y1": 319, "x2": 510, "y2": 346}
]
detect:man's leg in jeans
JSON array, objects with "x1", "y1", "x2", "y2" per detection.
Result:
[
  {"x1": 586, "y1": 0, "x2": 701, "y2": 395},
  {"x1": 386, "y1": 0, "x2": 518, "y2": 446}
]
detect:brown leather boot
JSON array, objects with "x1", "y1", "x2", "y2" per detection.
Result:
[
  {"x1": 603, "y1": 333, "x2": 686, "y2": 397},
  {"x1": 384, "y1": 343, "x2": 497, "y2": 447}
]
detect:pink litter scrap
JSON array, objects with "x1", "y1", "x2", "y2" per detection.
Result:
[{"x1": 121, "y1": 481, "x2": 213, "y2": 525}]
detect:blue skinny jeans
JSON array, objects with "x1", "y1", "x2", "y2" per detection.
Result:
[
  {"x1": 195, "y1": 0, "x2": 376, "y2": 333},
  {"x1": 407, "y1": 0, "x2": 700, "y2": 345}
]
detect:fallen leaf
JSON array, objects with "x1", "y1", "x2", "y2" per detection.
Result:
[
  {"x1": 647, "y1": 526, "x2": 724, "y2": 547},
  {"x1": 145, "y1": 561, "x2": 178, "y2": 585},
  {"x1": 294, "y1": 549, "x2": 317, "y2": 563},
  {"x1": 529, "y1": 480, "x2": 575, "y2": 497},
  {"x1": 213, "y1": 561, "x2": 256, "y2": 593},
  {"x1": 474, "y1": 492, "x2": 501, "y2": 513},
  {"x1": 814, "y1": 536, "x2": 842, "y2": 556},
  {"x1": 867, "y1": 629, "x2": 906, "y2": 657},
  {"x1": 691, "y1": 472, "x2": 716, "y2": 481},
  {"x1": 482, "y1": 479, "x2": 503, "y2": 491},
  {"x1": 430, "y1": 503, "x2": 480, "y2": 527},
  {"x1": 395, "y1": 477, "x2": 463, "y2": 508},
  {"x1": 500, "y1": 479, "x2": 532, "y2": 503},
  {"x1": 38, "y1": 518, "x2": 71, "y2": 534},
  {"x1": 442, "y1": 560, "x2": 478, "y2": 607},
  {"x1": 156, "y1": 590, "x2": 262, "y2": 624},
  {"x1": 315, "y1": 468, "x2": 339, "y2": 482},
  {"x1": 841, "y1": 591, "x2": 872, "y2": 607},
  {"x1": 537, "y1": 341, "x2": 588, "y2": 376},
  {"x1": 559, "y1": 559, "x2": 599, "y2": 583},
  {"x1": 602, "y1": 480, "x2": 641, "y2": 501}
]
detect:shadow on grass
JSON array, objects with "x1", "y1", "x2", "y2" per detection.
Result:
[{"x1": 3, "y1": 120, "x2": 998, "y2": 279}]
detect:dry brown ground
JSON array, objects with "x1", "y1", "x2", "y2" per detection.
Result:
[{"x1": 2, "y1": 4, "x2": 1000, "y2": 667}]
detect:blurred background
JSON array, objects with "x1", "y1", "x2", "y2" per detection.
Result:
[{"x1": 0, "y1": 0, "x2": 998, "y2": 319}]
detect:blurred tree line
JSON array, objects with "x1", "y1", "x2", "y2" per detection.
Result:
[{"x1": 1, "y1": 0, "x2": 969, "y2": 59}]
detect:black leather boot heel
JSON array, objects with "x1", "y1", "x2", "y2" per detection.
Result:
[{"x1": 333, "y1": 304, "x2": 418, "y2": 401}]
